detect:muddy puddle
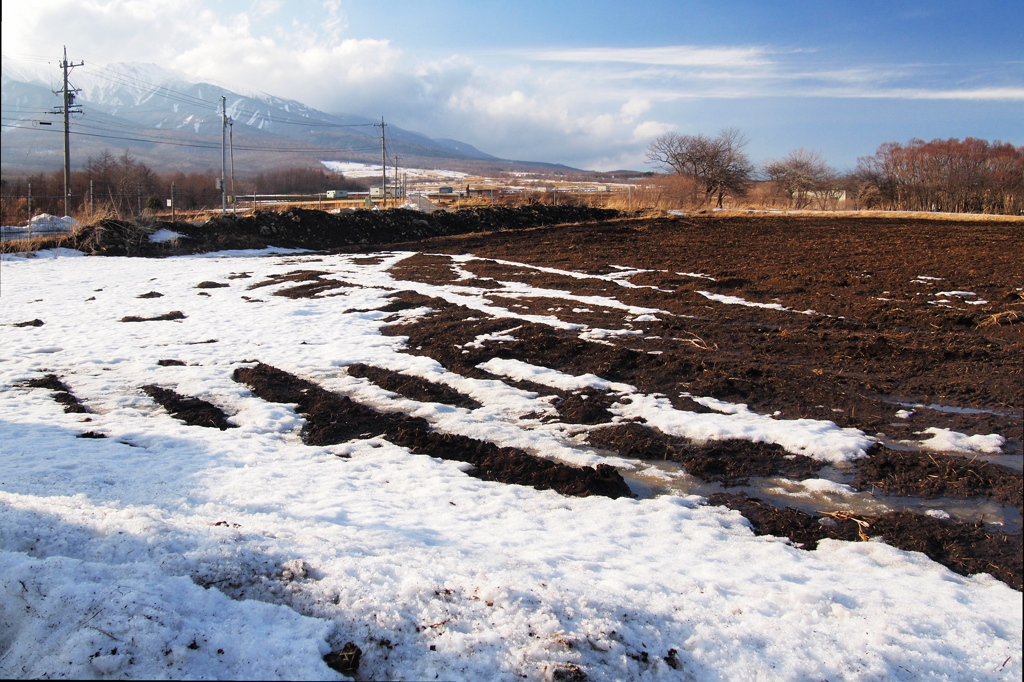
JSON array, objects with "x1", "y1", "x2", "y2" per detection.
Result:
[{"x1": 620, "y1": 460, "x2": 1022, "y2": 533}]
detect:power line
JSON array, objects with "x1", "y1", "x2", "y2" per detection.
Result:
[{"x1": 3, "y1": 119, "x2": 383, "y2": 155}]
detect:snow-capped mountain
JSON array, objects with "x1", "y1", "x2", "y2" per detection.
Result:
[{"x1": 1, "y1": 59, "x2": 499, "y2": 173}]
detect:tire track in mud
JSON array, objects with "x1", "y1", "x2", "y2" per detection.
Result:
[{"x1": 232, "y1": 362, "x2": 631, "y2": 499}]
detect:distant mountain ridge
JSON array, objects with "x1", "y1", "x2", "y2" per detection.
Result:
[{"x1": 1, "y1": 59, "x2": 550, "y2": 175}]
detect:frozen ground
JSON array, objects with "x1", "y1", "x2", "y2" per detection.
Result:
[{"x1": 1, "y1": 248, "x2": 1020, "y2": 681}]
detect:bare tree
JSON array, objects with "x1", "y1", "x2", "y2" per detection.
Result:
[
  {"x1": 645, "y1": 128, "x2": 754, "y2": 207},
  {"x1": 763, "y1": 148, "x2": 838, "y2": 209}
]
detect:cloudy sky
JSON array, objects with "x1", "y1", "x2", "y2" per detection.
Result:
[{"x1": 2, "y1": 0, "x2": 1022, "y2": 171}]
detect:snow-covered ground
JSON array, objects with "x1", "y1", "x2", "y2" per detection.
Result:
[
  {"x1": 1, "y1": 248, "x2": 1020, "y2": 681},
  {"x1": 320, "y1": 161, "x2": 468, "y2": 182},
  {"x1": 0, "y1": 214, "x2": 78, "y2": 241}
]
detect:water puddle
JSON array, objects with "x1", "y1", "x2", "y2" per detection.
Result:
[
  {"x1": 873, "y1": 392, "x2": 1019, "y2": 418},
  {"x1": 621, "y1": 460, "x2": 1022, "y2": 533}
]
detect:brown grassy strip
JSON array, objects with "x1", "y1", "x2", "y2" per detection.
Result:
[
  {"x1": 18, "y1": 374, "x2": 89, "y2": 413},
  {"x1": 141, "y1": 385, "x2": 237, "y2": 430},
  {"x1": 232, "y1": 362, "x2": 631, "y2": 498},
  {"x1": 709, "y1": 492, "x2": 1022, "y2": 591}
]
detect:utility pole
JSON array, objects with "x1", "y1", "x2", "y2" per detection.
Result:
[
  {"x1": 51, "y1": 46, "x2": 83, "y2": 217},
  {"x1": 220, "y1": 96, "x2": 227, "y2": 214},
  {"x1": 375, "y1": 117, "x2": 387, "y2": 208},
  {"x1": 394, "y1": 154, "x2": 400, "y2": 204},
  {"x1": 229, "y1": 119, "x2": 236, "y2": 213}
]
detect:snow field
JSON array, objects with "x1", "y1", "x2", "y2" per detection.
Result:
[{"x1": 1, "y1": 249, "x2": 1020, "y2": 681}]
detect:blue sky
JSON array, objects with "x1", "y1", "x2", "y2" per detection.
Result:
[{"x1": 3, "y1": 0, "x2": 1021, "y2": 170}]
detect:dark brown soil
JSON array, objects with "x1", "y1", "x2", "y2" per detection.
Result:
[
  {"x1": 345, "y1": 363, "x2": 482, "y2": 409},
  {"x1": 157, "y1": 359, "x2": 187, "y2": 367},
  {"x1": 323, "y1": 642, "x2": 362, "y2": 676},
  {"x1": 382, "y1": 307, "x2": 645, "y2": 385},
  {"x1": 588, "y1": 422, "x2": 824, "y2": 485},
  {"x1": 120, "y1": 311, "x2": 186, "y2": 322},
  {"x1": 232, "y1": 362, "x2": 631, "y2": 498},
  {"x1": 551, "y1": 391, "x2": 616, "y2": 425},
  {"x1": 195, "y1": 281, "x2": 230, "y2": 289},
  {"x1": 855, "y1": 447, "x2": 1022, "y2": 512},
  {"x1": 20, "y1": 374, "x2": 88, "y2": 413},
  {"x1": 709, "y1": 492, "x2": 1022, "y2": 590},
  {"x1": 13, "y1": 319, "x2": 45, "y2": 327},
  {"x1": 141, "y1": 385, "x2": 237, "y2": 430},
  {"x1": 246, "y1": 269, "x2": 354, "y2": 299},
  {"x1": 388, "y1": 215, "x2": 1023, "y2": 448},
  {"x1": 137, "y1": 291, "x2": 163, "y2": 298}
]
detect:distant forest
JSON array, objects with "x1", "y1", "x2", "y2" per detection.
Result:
[{"x1": 1, "y1": 150, "x2": 369, "y2": 220}]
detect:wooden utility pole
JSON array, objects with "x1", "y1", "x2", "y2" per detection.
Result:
[
  {"x1": 375, "y1": 117, "x2": 387, "y2": 208},
  {"x1": 394, "y1": 154, "x2": 400, "y2": 204},
  {"x1": 220, "y1": 96, "x2": 227, "y2": 214},
  {"x1": 229, "y1": 119, "x2": 236, "y2": 213},
  {"x1": 52, "y1": 47, "x2": 83, "y2": 217}
]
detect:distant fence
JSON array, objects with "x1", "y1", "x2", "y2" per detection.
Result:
[{"x1": 0, "y1": 215, "x2": 78, "y2": 243}]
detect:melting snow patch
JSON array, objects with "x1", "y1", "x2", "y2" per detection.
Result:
[
  {"x1": 614, "y1": 394, "x2": 874, "y2": 463},
  {"x1": 917, "y1": 427, "x2": 1005, "y2": 454},
  {"x1": 149, "y1": 228, "x2": 184, "y2": 243},
  {"x1": 697, "y1": 291, "x2": 789, "y2": 311},
  {"x1": 478, "y1": 358, "x2": 635, "y2": 393}
]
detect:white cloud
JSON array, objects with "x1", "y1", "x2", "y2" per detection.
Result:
[
  {"x1": 3, "y1": 2, "x2": 1020, "y2": 171},
  {"x1": 530, "y1": 45, "x2": 776, "y2": 67}
]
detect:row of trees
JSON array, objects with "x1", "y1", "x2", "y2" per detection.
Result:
[
  {"x1": 1, "y1": 150, "x2": 369, "y2": 222},
  {"x1": 855, "y1": 138, "x2": 1022, "y2": 214},
  {"x1": 645, "y1": 131, "x2": 1023, "y2": 214}
]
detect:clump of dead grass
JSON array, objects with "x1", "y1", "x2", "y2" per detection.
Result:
[{"x1": 979, "y1": 310, "x2": 1022, "y2": 327}]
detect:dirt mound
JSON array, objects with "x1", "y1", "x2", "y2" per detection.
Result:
[
  {"x1": 588, "y1": 423, "x2": 823, "y2": 484},
  {"x1": 63, "y1": 205, "x2": 621, "y2": 256},
  {"x1": 120, "y1": 311, "x2": 186, "y2": 322},
  {"x1": 855, "y1": 447, "x2": 1023, "y2": 512},
  {"x1": 709, "y1": 492, "x2": 1022, "y2": 590},
  {"x1": 345, "y1": 363, "x2": 482, "y2": 410},
  {"x1": 141, "y1": 385, "x2": 237, "y2": 430},
  {"x1": 19, "y1": 374, "x2": 88, "y2": 413},
  {"x1": 232, "y1": 362, "x2": 631, "y2": 498},
  {"x1": 246, "y1": 269, "x2": 353, "y2": 299}
]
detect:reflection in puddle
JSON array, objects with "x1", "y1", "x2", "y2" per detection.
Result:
[{"x1": 622, "y1": 460, "x2": 1022, "y2": 534}]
